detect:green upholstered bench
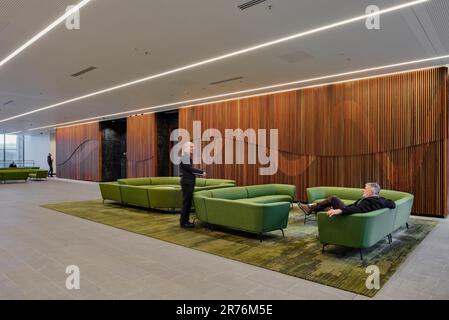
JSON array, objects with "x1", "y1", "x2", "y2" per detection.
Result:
[
  {"x1": 0, "y1": 170, "x2": 30, "y2": 183},
  {"x1": 306, "y1": 186, "x2": 414, "y2": 259},
  {"x1": 193, "y1": 184, "x2": 296, "y2": 240},
  {"x1": 28, "y1": 169, "x2": 49, "y2": 180},
  {"x1": 0, "y1": 168, "x2": 48, "y2": 183}
]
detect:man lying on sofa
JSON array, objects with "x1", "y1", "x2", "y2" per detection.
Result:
[{"x1": 298, "y1": 182, "x2": 396, "y2": 217}]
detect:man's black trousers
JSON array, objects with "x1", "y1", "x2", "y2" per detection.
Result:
[{"x1": 180, "y1": 183, "x2": 195, "y2": 224}]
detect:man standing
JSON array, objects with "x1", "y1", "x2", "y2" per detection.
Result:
[
  {"x1": 299, "y1": 182, "x2": 395, "y2": 217},
  {"x1": 179, "y1": 141, "x2": 206, "y2": 228},
  {"x1": 47, "y1": 153, "x2": 54, "y2": 177}
]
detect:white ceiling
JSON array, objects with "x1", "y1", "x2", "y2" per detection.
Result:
[{"x1": 0, "y1": 0, "x2": 448, "y2": 134}]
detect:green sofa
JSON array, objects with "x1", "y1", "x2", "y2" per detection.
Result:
[
  {"x1": 99, "y1": 177, "x2": 236, "y2": 210},
  {"x1": 306, "y1": 186, "x2": 414, "y2": 259},
  {"x1": 0, "y1": 170, "x2": 30, "y2": 183},
  {"x1": 193, "y1": 184, "x2": 296, "y2": 240},
  {"x1": 28, "y1": 169, "x2": 49, "y2": 180},
  {"x1": 0, "y1": 168, "x2": 48, "y2": 183}
]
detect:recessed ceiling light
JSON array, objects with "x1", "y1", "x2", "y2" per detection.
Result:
[
  {"x1": 0, "y1": 0, "x2": 92, "y2": 69},
  {"x1": 28, "y1": 54, "x2": 449, "y2": 132},
  {"x1": 0, "y1": 0, "x2": 429, "y2": 124}
]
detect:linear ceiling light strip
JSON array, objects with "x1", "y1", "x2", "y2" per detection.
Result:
[{"x1": 0, "y1": 0, "x2": 430, "y2": 124}]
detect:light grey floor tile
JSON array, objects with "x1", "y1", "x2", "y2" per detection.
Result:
[{"x1": 0, "y1": 178, "x2": 448, "y2": 300}]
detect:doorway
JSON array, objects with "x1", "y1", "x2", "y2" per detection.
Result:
[
  {"x1": 100, "y1": 119, "x2": 127, "y2": 181},
  {"x1": 156, "y1": 110, "x2": 179, "y2": 177}
]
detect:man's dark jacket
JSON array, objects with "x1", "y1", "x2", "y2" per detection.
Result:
[
  {"x1": 342, "y1": 196, "x2": 396, "y2": 215},
  {"x1": 180, "y1": 155, "x2": 203, "y2": 185}
]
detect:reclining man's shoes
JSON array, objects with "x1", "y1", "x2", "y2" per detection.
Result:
[
  {"x1": 298, "y1": 202, "x2": 313, "y2": 216},
  {"x1": 180, "y1": 222, "x2": 195, "y2": 228}
]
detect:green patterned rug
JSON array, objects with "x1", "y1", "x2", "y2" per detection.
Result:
[{"x1": 42, "y1": 200, "x2": 436, "y2": 297}]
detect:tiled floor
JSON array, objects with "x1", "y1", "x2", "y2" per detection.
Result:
[{"x1": 0, "y1": 178, "x2": 448, "y2": 300}]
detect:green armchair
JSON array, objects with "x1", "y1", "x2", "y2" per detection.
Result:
[{"x1": 307, "y1": 186, "x2": 414, "y2": 259}]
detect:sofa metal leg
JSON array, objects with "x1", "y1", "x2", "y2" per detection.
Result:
[
  {"x1": 406, "y1": 222, "x2": 409, "y2": 229},
  {"x1": 388, "y1": 234, "x2": 392, "y2": 244},
  {"x1": 280, "y1": 229, "x2": 285, "y2": 238},
  {"x1": 259, "y1": 233, "x2": 263, "y2": 242},
  {"x1": 359, "y1": 249, "x2": 364, "y2": 261},
  {"x1": 322, "y1": 244, "x2": 327, "y2": 254}
]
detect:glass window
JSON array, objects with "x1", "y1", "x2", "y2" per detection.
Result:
[
  {"x1": 0, "y1": 134, "x2": 4, "y2": 166},
  {"x1": 1, "y1": 134, "x2": 24, "y2": 167}
]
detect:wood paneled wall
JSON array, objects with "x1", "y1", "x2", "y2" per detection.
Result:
[
  {"x1": 126, "y1": 114, "x2": 157, "y2": 178},
  {"x1": 56, "y1": 122, "x2": 101, "y2": 181},
  {"x1": 179, "y1": 67, "x2": 448, "y2": 217}
]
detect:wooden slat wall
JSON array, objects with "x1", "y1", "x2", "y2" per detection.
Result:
[
  {"x1": 55, "y1": 122, "x2": 101, "y2": 181},
  {"x1": 126, "y1": 114, "x2": 157, "y2": 178},
  {"x1": 179, "y1": 67, "x2": 448, "y2": 217}
]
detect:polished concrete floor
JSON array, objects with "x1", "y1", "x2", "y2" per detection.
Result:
[{"x1": 0, "y1": 178, "x2": 448, "y2": 300}]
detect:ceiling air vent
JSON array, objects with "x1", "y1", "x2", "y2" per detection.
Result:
[
  {"x1": 210, "y1": 76, "x2": 244, "y2": 86},
  {"x1": 71, "y1": 66, "x2": 97, "y2": 77},
  {"x1": 238, "y1": 0, "x2": 267, "y2": 10},
  {"x1": 2, "y1": 100, "x2": 14, "y2": 106}
]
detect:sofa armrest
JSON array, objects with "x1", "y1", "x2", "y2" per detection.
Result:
[
  {"x1": 317, "y1": 208, "x2": 394, "y2": 248},
  {"x1": 393, "y1": 196, "x2": 414, "y2": 230},
  {"x1": 274, "y1": 184, "x2": 296, "y2": 200}
]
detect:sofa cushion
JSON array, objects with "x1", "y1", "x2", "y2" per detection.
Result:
[
  {"x1": 238, "y1": 195, "x2": 293, "y2": 204},
  {"x1": 206, "y1": 179, "x2": 235, "y2": 186},
  {"x1": 246, "y1": 185, "x2": 276, "y2": 198},
  {"x1": 210, "y1": 187, "x2": 248, "y2": 200},
  {"x1": 308, "y1": 187, "x2": 363, "y2": 202},
  {"x1": 144, "y1": 184, "x2": 180, "y2": 189},
  {"x1": 326, "y1": 188, "x2": 363, "y2": 200},
  {"x1": 380, "y1": 190, "x2": 412, "y2": 202},
  {"x1": 150, "y1": 177, "x2": 180, "y2": 185},
  {"x1": 313, "y1": 198, "x2": 356, "y2": 206},
  {"x1": 195, "y1": 178, "x2": 207, "y2": 187},
  {"x1": 118, "y1": 178, "x2": 150, "y2": 186}
]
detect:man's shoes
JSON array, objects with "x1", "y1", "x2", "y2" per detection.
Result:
[
  {"x1": 298, "y1": 202, "x2": 313, "y2": 216},
  {"x1": 180, "y1": 222, "x2": 195, "y2": 228}
]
